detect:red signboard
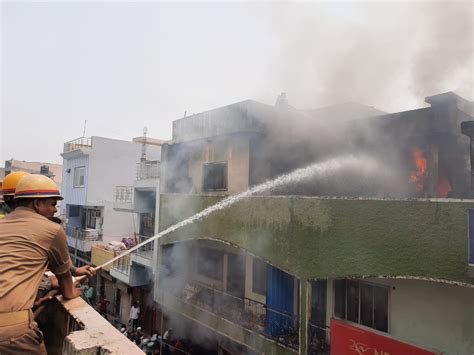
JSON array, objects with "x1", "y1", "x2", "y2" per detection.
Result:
[{"x1": 330, "y1": 318, "x2": 436, "y2": 355}]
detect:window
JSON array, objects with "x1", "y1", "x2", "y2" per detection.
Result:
[
  {"x1": 74, "y1": 166, "x2": 86, "y2": 187},
  {"x1": 68, "y1": 205, "x2": 80, "y2": 218},
  {"x1": 252, "y1": 258, "x2": 267, "y2": 295},
  {"x1": 203, "y1": 162, "x2": 227, "y2": 191},
  {"x1": 85, "y1": 209, "x2": 101, "y2": 229},
  {"x1": 140, "y1": 213, "x2": 155, "y2": 237},
  {"x1": 333, "y1": 279, "x2": 389, "y2": 332},
  {"x1": 197, "y1": 248, "x2": 223, "y2": 280}
]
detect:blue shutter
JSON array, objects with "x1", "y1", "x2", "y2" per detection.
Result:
[{"x1": 265, "y1": 265, "x2": 296, "y2": 337}]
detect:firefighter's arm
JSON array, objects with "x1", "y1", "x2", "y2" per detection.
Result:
[{"x1": 56, "y1": 270, "x2": 82, "y2": 299}]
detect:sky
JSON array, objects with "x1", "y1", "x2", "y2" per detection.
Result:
[{"x1": 1, "y1": 0, "x2": 473, "y2": 164}]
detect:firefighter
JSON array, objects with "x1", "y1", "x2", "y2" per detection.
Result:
[
  {"x1": 0, "y1": 174, "x2": 81, "y2": 354},
  {"x1": 0, "y1": 171, "x2": 31, "y2": 217}
]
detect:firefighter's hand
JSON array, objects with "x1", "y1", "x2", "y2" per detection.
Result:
[
  {"x1": 33, "y1": 295, "x2": 54, "y2": 307},
  {"x1": 70, "y1": 284, "x2": 83, "y2": 299},
  {"x1": 74, "y1": 265, "x2": 96, "y2": 278}
]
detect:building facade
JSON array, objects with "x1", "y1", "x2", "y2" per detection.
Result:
[
  {"x1": 153, "y1": 92, "x2": 474, "y2": 354},
  {"x1": 60, "y1": 136, "x2": 161, "y2": 265},
  {"x1": 87, "y1": 136, "x2": 164, "y2": 331}
]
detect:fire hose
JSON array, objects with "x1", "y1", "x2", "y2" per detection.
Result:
[{"x1": 33, "y1": 265, "x2": 103, "y2": 318}]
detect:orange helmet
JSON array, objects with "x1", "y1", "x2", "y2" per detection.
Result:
[
  {"x1": 14, "y1": 174, "x2": 63, "y2": 200},
  {"x1": 1, "y1": 171, "x2": 31, "y2": 196}
]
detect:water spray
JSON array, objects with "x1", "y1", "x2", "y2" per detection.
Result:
[
  {"x1": 34, "y1": 154, "x2": 378, "y2": 317},
  {"x1": 95, "y1": 154, "x2": 379, "y2": 271}
]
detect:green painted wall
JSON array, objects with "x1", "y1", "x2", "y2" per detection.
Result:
[{"x1": 160, "y1": 195, "x2": 474, "y2": 284}]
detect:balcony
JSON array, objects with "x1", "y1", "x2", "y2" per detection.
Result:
[
  {"x1": 134, "y1": 235, "x2": 154, "y2": 268},
  {"x1": 91, "y1": 245, "x2": 118, "y2": 272},
  {"x1": 136, "y1": 160, "x2": 160, "y2": 181},
  {"x1": 113, "y1": 186, "x2": 134, "y2": 211},
  {"x1": 35, "y1": 293, "x2": 142, "y2": 354},
  {"x1": 137, "y1": 235, "x2": 154, "y2": 258},
  {"x1": 66, "y1": 225, "x2": 102, "y2": 252},
  {"x1": 110, "y1": 252, "x2": 152, "y2": 287},
  {"x1": 163, "y1": 280, "x2": 299, "y2": 351},
  {"x1": 63, "y1": 137, "x2": 92, "y2": 154}
]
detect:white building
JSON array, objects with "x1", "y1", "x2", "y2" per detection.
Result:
[{"x1": 60, "y1": 136, "x2": 162, "y2": 265}]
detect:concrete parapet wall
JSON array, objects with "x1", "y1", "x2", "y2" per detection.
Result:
[{"x1": 160, "y1": 195, "x2": 474, "y2": 284}]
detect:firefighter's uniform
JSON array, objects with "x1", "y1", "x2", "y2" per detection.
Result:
[{"x1": 0, "y1": 175, "x2": 71, "y2": 354}]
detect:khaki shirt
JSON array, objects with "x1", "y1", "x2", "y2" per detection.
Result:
[{"x1": 0, "y1": 207, "x2": 72, "y2": 312}]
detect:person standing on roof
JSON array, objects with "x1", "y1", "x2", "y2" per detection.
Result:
[
  {"x1": 0, "y1": 171, "x2": 31, "y2": 217},
  {"x1": 0, "y1": 174, "x2": 81, "y2": 354}
]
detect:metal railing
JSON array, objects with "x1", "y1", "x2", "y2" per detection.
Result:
[
  {"x1": 175, "y1": 280, "x2": 299, "y2": 350},
  {"x1": 112, "y1": 253, "x2": 131, "y2": 275},
  {"x1": 63, "y1": 137, "x2": 92, "y2": 153},
  {"x1": 115, "y1": 186, "x2": 133, "y2": 203},
  {"x1": 136, "y1": 160, "x2": 160, "y2": 180},
  {"x1": 66, "y1": 225, "x2": 101, "y2": 240},
  {"x1": 136, "y1": 235, "x2": 154, "y2": 259},
  {"x1": 308, "y1": 322, "x2": 330, "y2": 355}
]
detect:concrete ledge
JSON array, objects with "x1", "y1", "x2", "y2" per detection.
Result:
[{"x1": 59, "y1": 296, "x2": 143, "y2": 354}]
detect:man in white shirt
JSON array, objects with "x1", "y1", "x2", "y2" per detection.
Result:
[{"x1": 129, "y1": 301, "x2": 140, "y2": 329}]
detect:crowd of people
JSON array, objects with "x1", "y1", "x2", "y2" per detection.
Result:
[{"x1": 119, "y1": 324, "x2": 195, "y2": 355}]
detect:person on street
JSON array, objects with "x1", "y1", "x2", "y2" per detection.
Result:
[
  {"x1": 97, "y1": 294, "x2": 110, "y2": 319},
  {"x1": 129, "y1": 301, "x2": 140, "y2": 329},
  {"x1": 84, "y1": 284, "x2": 96, "y2": 305}
]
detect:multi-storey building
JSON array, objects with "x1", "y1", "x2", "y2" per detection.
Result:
[
  {"x1": 90, "y1": 137, "x2": 164, "y2": 330},
  {"x1": 60, "y1": 136, "x2": 161, "y2": 266},
  {"x1": 154, "y1": 92, "x2": 474, "y2": 354}
]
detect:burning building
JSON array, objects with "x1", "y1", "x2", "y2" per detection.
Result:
[{"x1": 155, "y1": 92, "x2": 474, "y2": 354}]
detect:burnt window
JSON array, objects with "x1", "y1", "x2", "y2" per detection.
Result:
[
  {"x1": 140, "y1": 213, "x2": 155, "y2": 237},
  {"x1": 252, "y1": 258, "x2": 267, "y2": 295},
  {"x1": 197, "y1": 247, "x2": 223, "y2": 280},
  {"x1": 203, "y1": 162, "x2": 227, "y2": 191},
  {"x1": 333, "y1": 279, "x2": 388, "y2": 333}
]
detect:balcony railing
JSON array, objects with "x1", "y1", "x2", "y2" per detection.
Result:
[
  {"x1": 112, "y1": 253, "x2": 131, "y2": 275},
  {"x1": 115, "y1": 186, "x2": 133, "y2": 202},
  {"x1": 136, "y1": 160, "x2": 160, "y2": 180},
  {"x1": 114, "y1": 186, "x2": 134, "y2": 210},
  {"x1": 66, "y1": 225, "x2": 102, "y2": 240},
  {"x1": 137, "y1": 235, "x2": 154, "y2": 259},
  {"x1": 308, "y1": 321, "x2": 330, "y2": 355},
  {"x1": 174, "y1": 280, "x2": 299, "y2": 350},
  {"x1": 63, "y1": 137, "x2": 92, "y2": 153}
]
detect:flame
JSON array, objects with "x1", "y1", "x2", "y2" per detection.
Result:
[
  {"x1": 409, "y1": 148, "x2": 427, "y2": 192},
  {"x1": 437, "y1": 175, "x2": 452, "y2": 198}
]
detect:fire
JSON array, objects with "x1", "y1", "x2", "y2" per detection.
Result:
[
  {"x1": 409, "y1": 148, "x2": 427, "y2": 193},
  {"x1": 437, "y1": 175, "x2": 452, "y2": 198}
]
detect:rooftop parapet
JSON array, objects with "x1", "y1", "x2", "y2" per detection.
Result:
[{"x1": 36, "y1": 294, "x2": 142, "y2": 354}]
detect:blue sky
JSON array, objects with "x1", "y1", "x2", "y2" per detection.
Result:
[{"x1": 2, "y1": 1, "x2": 472, "y2": 164}]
